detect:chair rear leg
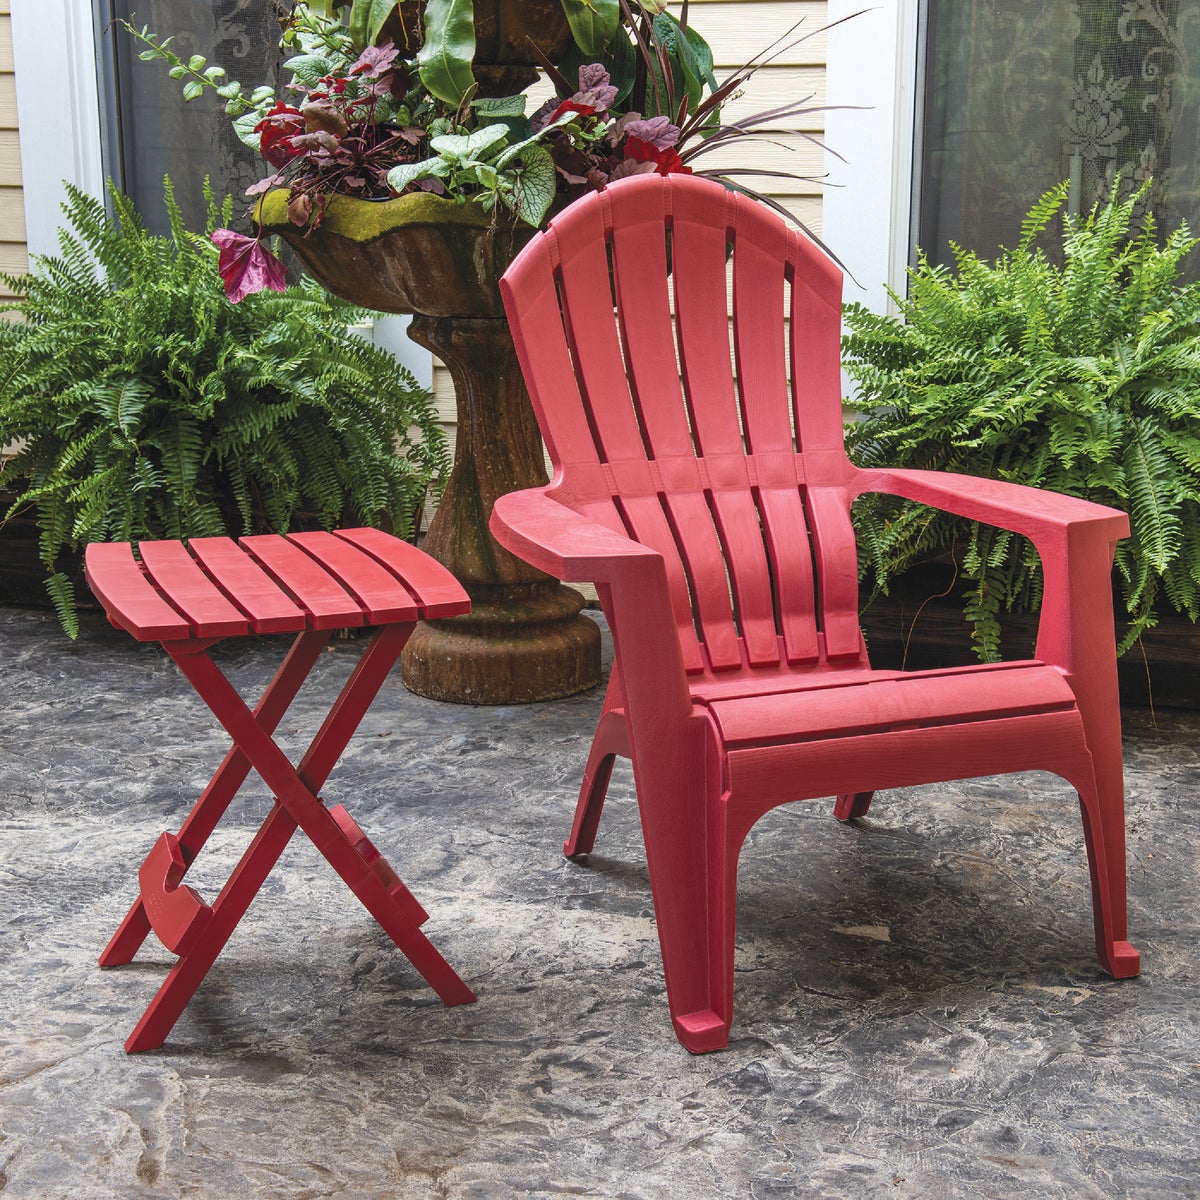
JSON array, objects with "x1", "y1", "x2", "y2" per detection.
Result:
[
  {"x1": 564, "y1": 710, "x2": 628, "y2": 858},
  {"x1": 834, "y1": 791, "x2": 874, "y2": 820},
  {"x1": 1074, "y1": 752, "x2": 1140, "y2": 979}
]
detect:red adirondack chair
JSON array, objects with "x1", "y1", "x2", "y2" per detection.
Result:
[{"x1": 492, "y1": 173, "x2": 1140, "y2": 1053}]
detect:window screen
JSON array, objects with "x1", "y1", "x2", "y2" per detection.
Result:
[
  {"x1": 916, "y1": 0, "x2": 1200, "y2": 268},
  {"x1": 95, "y1": 0, "x2": 290, "y2": 234}
]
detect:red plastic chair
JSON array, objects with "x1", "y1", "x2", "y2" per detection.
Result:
[{"x1": 492, "y1": 173, "x2": 1140, "y2": 1053}]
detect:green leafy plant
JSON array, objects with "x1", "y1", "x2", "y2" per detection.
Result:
[
  {"x1": 125, "y1": 1, "x2": 835, "y2": 296},
  {"x1": 0, "y1": 178, "x2": 448, "y2": 636},
  {"x1": 387, "y1": 107, "x2": 566, "y2": 226},
  {"x1": 844, "y1": 178, "x2": 1200, "y2": 658}
]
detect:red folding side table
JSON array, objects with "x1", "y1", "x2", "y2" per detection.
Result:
[{"x1": 85, "y1": 529, "x2": 476, "y2": 1053}]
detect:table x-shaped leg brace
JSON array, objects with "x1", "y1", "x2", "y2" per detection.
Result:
[{"x1": 100, "y1": 621, "x2": 475, "y2": 1053}]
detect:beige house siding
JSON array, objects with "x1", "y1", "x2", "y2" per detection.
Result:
[
  {"x1": 0, "y1": 0, "x2": 26, "y2": 298},
  {"x1": 432, "y1": 0, "x2": 829, "y2": 442}
]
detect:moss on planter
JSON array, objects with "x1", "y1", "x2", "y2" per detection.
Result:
[{"x1": 256, "y1": 190, "x2": 493, "y2": 243}]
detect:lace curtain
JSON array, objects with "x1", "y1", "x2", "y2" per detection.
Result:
[
  {"x1": 918, "y1": 0, "x2": 1200, "y2": 268},
  {"x1": 100, "y1": 0, "x2": 290, "y2": 234}
]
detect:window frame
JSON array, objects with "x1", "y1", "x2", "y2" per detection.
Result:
[
  {"x1": 822, "y1": 0, "x2": 923, "y2": 315},
  {"x1": 11, "y1": 0, "x2": 107, "y2": 260}
]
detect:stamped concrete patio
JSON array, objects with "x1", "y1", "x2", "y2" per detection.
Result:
[{"x1": 1, "y1": 602, "x2": 1197, "y2": 1198}]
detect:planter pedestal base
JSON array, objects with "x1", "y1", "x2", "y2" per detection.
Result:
[
  {"x1": 399, "y1": 313, "x2": 601, "y2": 705},
  {"x1": 401, "y1": 581, "x2": 599, "y2": 704}
]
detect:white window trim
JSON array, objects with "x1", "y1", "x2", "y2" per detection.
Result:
[
  {"x1": 11, "y1": 0, "x2": 106, "y2": 261},
  {"x1": 823, "y1": 0, "x2": 922, "y2": 316}
]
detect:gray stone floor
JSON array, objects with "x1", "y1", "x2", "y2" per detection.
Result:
[{"x1": 1, "y1": 603, "x2": 1198, "y2": 1199}]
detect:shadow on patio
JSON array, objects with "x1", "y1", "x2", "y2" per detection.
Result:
[{"x1": 1, "y1": 603, "x2": 1197, "y2": 1198}]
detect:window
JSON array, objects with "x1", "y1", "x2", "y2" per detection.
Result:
[
  {"x1": 825, "y1": 0, "x2": 1200, "y2": 311},
  {"x1": 917, "y1": 0, "x2": 1200, "y2": 266},
  {"x1": 96, "y1": 0, "x2": 288, "y2": 235}
]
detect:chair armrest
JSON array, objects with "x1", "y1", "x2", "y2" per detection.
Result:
[
  {"x1": 491, "y1": 487, "x2": 658, "y2": 583},
  {"x1": 491, "y1": 487, "x2": 693, "y2": 720},
  {"x1": 851, "y1": 467, "x2": 1128, "y2": 682},
  {"x1": 852, "y1": 467, "x2": 1129, "y2": 543}
]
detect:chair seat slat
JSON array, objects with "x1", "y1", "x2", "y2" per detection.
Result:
[{"x1": 704, "y1": 662, "x2": 1077, "y2": 747}]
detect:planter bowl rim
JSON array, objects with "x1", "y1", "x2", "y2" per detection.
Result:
[{"x1": 256, "y1": 190, "x2": 496, "y2": 244}]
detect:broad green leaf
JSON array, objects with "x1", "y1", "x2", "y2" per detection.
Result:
[
  {"x1": 653, "y1": 12, "x2": 703, "y2": 108},
  {"x1": 682, "y1": 22, "x2": 717, "y2": 89},
  {"x1": 493, "y1": 113, "x2": 571, "y2": 172},
  {"x1": 430, "y1": 124, "x2": 508, "y2": 161},
  {"x1": 386, "y1": 157, "x2": 451, "y2": 191},
  {"x1": 349, "y1": 0, "x2": 398, "y2": 51},
  {"x1": 507, "y1": 144, "x2": 557, "y2": 227},
  {"x1": 418, "y1": 0, "x2": 477, "y2": 105},
  {"x1": 471, "y1": 95, "x2": 528, "y2": 119},
  {"x1": 560, "y1": 0, "x2": 620, "y2": 56},
  {"x1": 284, "y1": 53, "x2": 335, "y2": 88},
  {"x1": 232, "y1": 111, "x2": 262, "y2": 150},
  {"x1": 182, "y1": 80, "x2": 204, "y2": 102}
]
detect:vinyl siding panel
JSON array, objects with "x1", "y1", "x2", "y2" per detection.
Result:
[{"x1": 0, "y1": 6, "x2": 24, "y2": 297}]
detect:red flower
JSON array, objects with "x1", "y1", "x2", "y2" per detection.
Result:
[
  {"x1": 624, "y1": 135, "x2": 692, "y2": 176},
  {"x1": 254, "y1": 102, "x2": 305, "y2": 168},
  {"x1": 548, "y1": 99, "x2": 600, "y2": 125},
  {"x1": 210, "y1": 229, "x2": 287, "y2": 303}
]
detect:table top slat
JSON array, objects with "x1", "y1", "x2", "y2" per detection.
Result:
[
  {"x1": 187, "y1": 537, "x2": 308, "y2": 634},
  {"x1": 286, "y1": 532, "x2": 421, "y2": 623},
  {"x1": 137, "y1": 541, "x2": 251, "y2": 640},
  {"x1": 239, "y1": 534, "x2": 364, "y2": 629},
  {"x1": 334, "y1": 528, "x2": 470, "y2": 618},
  {"x1": 84, "y1": 543, "x2": 193, "y2": 642}
]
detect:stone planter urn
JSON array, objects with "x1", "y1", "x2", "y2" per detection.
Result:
[
  {"x1": 386, "y1": 0, "x2": 574, "y2": 96},
  {"x1": 258, "y1": 190, "x2": 600, "y2": 704}
]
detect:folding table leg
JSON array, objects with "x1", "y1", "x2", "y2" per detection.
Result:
[
  {"x1": 114, "y1": 622, "x2": 474, "y2": 1052},
  {"x1": 169, "y1": 624, "x2": 475, "y2": 1007},
  {"x1": 123, "y1": 802, "x2": 300, "y2": 1053},
  {"x1": 100, "y1": 631, "x2": 332, "y2": 968}
]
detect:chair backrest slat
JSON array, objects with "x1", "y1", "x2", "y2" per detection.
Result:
[
  {"x1": 501, "y1": 173, "x2": 864, "y2": 678},
  {"x1": 552, "y1": 199, "x2": 648, "y2": 464},
  {"x1": 607, "y1": 183, "x2": 741, "y2": 669},
  {"x1": 671, "y1": 184, "x2": 781, "y2": 666},
  {"x1": 788, "y1": 236, "x2": 864, "y2": 660},
  {"x1": 728, "y1": 199, "x2": 820, "y2": 663}
]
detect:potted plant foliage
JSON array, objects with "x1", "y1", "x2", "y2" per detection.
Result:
[
  {"x1": 129, "y1": 0, "x2": 830, "y2": 704},
  {"x1": 0, "y1": 177, "x2": 446, "y2": 637},
  {"x1": 844, "y1": 178, "x2": 1200, "y2": 705}
]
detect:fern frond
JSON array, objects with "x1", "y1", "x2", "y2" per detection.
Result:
[
  {"x1": 844, "y1": 174, "x2": 1200, "y2": 653},
  {"x1": 0, "y1": 175, "x2": 446, "y2": 635}
]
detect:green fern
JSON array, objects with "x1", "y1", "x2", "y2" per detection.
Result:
[
  {"x1": 0, "y1": 177, "x2": 448, "y2": 635},
  {"x1": 845, "y1": 177, "x2": 1200, "y2": 657}
]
